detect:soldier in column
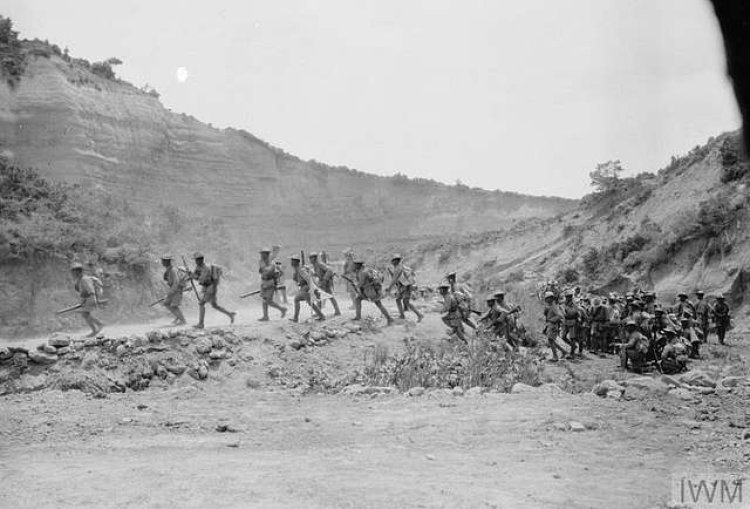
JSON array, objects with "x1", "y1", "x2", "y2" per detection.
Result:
[
  {"x1": 310, "y1": 252, "x2": 342, "y2": 317},
  {"x1": 270, "y1": 245, "x2": 288, "y2": 305},
  {"x1": 160, "y1": 255, "x2": 187, "y2": 326},
  {"x1": 191, "y1": 252, "x2": 236, "y2": 329},
  {"x1": 289, "y1": 254, "x2": 326, "y2": 323},
  {"x1": 352, "y1": 259, "x2": 393, "y2": 325},
  {"x1": 386, "y1": 254, "x2": 423, "y2": 323},
  {"x1": 70, "y1": 262, "x2": 105, "y2": 337},
  {"x1": 258, "y1": 247, "x2": 287, "y2": 321}
]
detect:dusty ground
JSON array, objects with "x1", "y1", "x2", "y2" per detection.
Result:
[{"x1": 2, "y1": 301, "x2": 749, "y2": 508}]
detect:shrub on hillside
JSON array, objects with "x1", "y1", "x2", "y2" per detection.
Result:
[
  {"x1": 0, "y1": 16, "x2": 26, "y2": 87},
  {"x1": 719, "y1": 136, "x2": 749, "y2": 183},
  {"x1": 555, "y1": 267, "x2": 580, "y2": 284}
]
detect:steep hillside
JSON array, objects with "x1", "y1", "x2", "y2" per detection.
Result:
[
  {"x1": 409, "y1": 131, "x2": 750, "y2": 310},
  {"x1": 0, "y1": 39, "x2": 574, "y2": 251}
]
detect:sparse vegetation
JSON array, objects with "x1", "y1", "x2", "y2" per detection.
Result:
[{"x1": 0, "y1": 16, "x2": 26, "y2": 87}]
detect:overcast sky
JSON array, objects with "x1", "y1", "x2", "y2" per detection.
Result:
[{"x1": 4, "y1": 0, "x2": 741, "y2": 198}]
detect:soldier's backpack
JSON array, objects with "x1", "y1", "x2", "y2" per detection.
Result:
[
  {"x1": 401, "y1": 265, "x2": 417, "y2": 286},
  {"x1": 364, "y1": 266, "x2": 384, "y2": 293},
  {"x1": 209, "y1": 264, "x2": 224, "y2": 284}
]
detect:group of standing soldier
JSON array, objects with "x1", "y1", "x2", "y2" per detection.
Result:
[{"x1": 542, "y1": 286, "x2": 732, "y2": 371}]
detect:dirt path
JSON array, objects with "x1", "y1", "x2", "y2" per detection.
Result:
[{"x1": 0, "y1": 381, "x2": 722, "y2": 509}]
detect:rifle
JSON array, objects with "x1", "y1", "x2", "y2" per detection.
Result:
[
  {"x1": 340, "y1": 274, "x2": 364, "y2": 299},
  {"x1": 239, "y1": 289, "x2": 261, "y2": 299},
  {"x1": 149, "y1": 287, "x2": 191, "y2": 307},
  {"x1": 182, "y1": 255, "x2": 201, "y2": 301},
  {"x1": 56, "y1": 303, "x2": 83, "y2": 314},
  {"x1": 651, "y1": 340, "x2": 663, "y2": 374}
]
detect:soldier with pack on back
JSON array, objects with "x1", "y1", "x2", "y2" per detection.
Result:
[
  {"x1": 694, "y1": 290, "x2": 712, "y2": 342},
  {"x1": 714, "y1": 294, "x2": 731, "y2": 345},
  {"x1": 351, "y1": 258, "x2": 393, "y2": 325},
  {"x1": 258, "y1": 247, "x2": 287, "y2": 321},
  {"x1": 190, "y1": 252, "x2": 236, "y2": 329},
  {"x1": 561, "y1": 292, "x2": 583, "y2": 359},
  {"x1": 386, "y1": 254, "x2": 423, "y2": 323},
  {"x1": 289, "y1": 254, "x2": 326, "y2": 323},
  {"x1": 270, "y1": 245, "x2": 288, "y2": 305},
  {"x1": 446, "y1": 272, "x2": 476, "y2": 331},
  {"x1": 310, "y1": 252, "x2": 342, "y2": 318},
  {"x1": 69, "y1": 262, "x2": 106, "y2": 337},
  {"x1": 160, "y1": 255, "x2": 187, "y2": 326}
]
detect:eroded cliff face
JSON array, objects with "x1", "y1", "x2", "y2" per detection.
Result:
[{"x1": 0, "y1": 54, "x2": 575, "y2": 250}]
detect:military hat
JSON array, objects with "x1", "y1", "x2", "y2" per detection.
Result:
[
  {"x1": 544, "y1": 291, "x2": 555, "y2": 299},
  {"x1": 695, "y1": 290, "x2": 705, "y2": 296},
  {"x1": 678, "y1": 292, "x2": 688, "y2": 299},
  {"x1": 437, "y1": 283, "x2": 450, "y2": 290},
  {"x1": 664, "y1": 326, "x2": 677, "y2": 335},
  {"x1": 446, "y1": 271, "x2": 457, "y2": 279},
  {"x1": 259, "y1": 247, "x2": 271, "y2": 253},
  {"x1": 564, "y1": 291, "x2": 573, "y2": 298},
  {"x1": 717, "y1": 294, "x2": 726, "y2": 300},
  {"x1": 485, "y1": 296, "x2": 496, "y2": 303},
  {"x1": 160, "y1": 254, "x2": 173, "y2": 261},
  {"x1": 193, "y1": 251, "x2": 204, "y2": 259},
  {"x1": 289, "y1": 255, "x2": 301, "y2": 262},
  {"x1": 494, "y1": 290, "x2": 505, "y2": 298},
  {"x1": 353, "y1": 258, "x2": 365, "y2": 265},
  {"x1": 70, "y1": 262, "x2": 83, "y2": 270},
  {"x1": 625, "y1": 319, "x2": 637, "y2": 327},
  {"x1": 309, "y1": 252, "x2": 319, "y2": 258},
  {"x1": 391, "y1": 253, "x2": 402, "y2": 261},
  {"x1": 654, "y1": 306, "x2": 664, "y2": 314}
]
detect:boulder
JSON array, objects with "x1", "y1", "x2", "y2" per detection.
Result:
[
  {"x1": 195, "y1": 338, "x2": 212, "y2": 355},
  {"x1": 146, "y1": 330, "x2": 162, "y2": 343},
  {"x1": 166, "y1": 364, "x2": 187, "y2": 376},
  {"x1": 41, "y1": 344, "x2": 58, "y2": 355},
  {"x1": 621, "y1": 377, "x2": 669, "y2": 395},
  {"x1": 209, "y1": 350, "x2": 225, "y2": 360},
  {"x1": 197, "y1": 365, "x2": 209, "y2": 380},
  {"x1": 84, "y1": 338, "x2": 100, "y2": 347},
  {"x1": 660, "y1": 375, "x2": 684, "y2": 388},
  {"x1": 408, "y1": 387, "x2": 425, "y2": 397},
  {"x1": 452, "y1": 386, "x2": 465, "y2": 397},
  {"x1": 48, "y1": 334, "x2": 71, "y2": 348},
  {"x1": 343, "y1": 384, "x2": 367, "y2": 395},
  {"x1": 593, "y1": 380, "x2": 625, "y2": 397},
  {"x1": 115, "y1": 345, "x2": 128, "y2": 357},
  {"x1": 28, "y1": 351, "x2": 58, "y2": 365},
  {"x1": 466, "y1": 387, "x2": 483, "y2": 397},
  {"x1": 211, "y1": 337, "x2": 226, "y2": 349},
  {"x1": 12, "y1": 352, "x2": 28, "y2": 369},
  {"x1": 678, "y1": 370, "x2": 716, "y2": 388},
  {"x1": 56, "y1": 346, "x2": 71, "y2": 356},
  {"x1": 719, "y1": 376, "x2": 750, "y2": 388},
  {"x1": 0, "y1": 347, "x2": 11, "y2": 361}
]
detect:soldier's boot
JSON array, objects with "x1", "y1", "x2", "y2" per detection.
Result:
[
  {"x1": 311, "y1": 303, "x2": 326, "y2": 321},
  {"x1": 82, "y1": 314, "x2": 98, "y2": 337},
  {"x1": 290, "y1": 301, "x2": 301, "y2": 322},
  {"x1": 266, "y1": 300, "x2": 286, "y2": 319},
  {"x1": 213, "y1": 305, "x2": 235, "y2": 324},
  {"x1": 194, "y1": 305, "x2": 206, "y2": 329},
  {"x1": 330, "y1": 297, "x2": 342, "y2": 317},
  {"x1": 395, "y1": 299, "x2": 405, "y2": 319},
  {"x1": 174, "y1": 307, "x2": 187, "y2": 325},
  {"x1": 375, "y1": 301, "x2": 393, "y2": 325}
]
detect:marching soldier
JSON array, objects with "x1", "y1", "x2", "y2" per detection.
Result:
[
  {"x1": 561, "y1": 292, "x2": 583, "y2": 358},
  {"x1": 191, "y1": 252, "x2": 236, "y2": 329},
  {"x1": 713, "y1": 295, "x2": 731, "y2": 345},
  {"x1": 386, "y1": 254, "x2": 423, "y2": 322},
  {"x1": 160, "y1": 255, "x2": 187, "y2": 326},
  {"x1": 258, "y1": 247, "x2": 287, "y2": 321},
  {"x1": 674, "y1": 292, "x2": 695, "y2": 319},
  {"x1": 70, "y1": 262, "x2": 105, "y2": 337},
  {"x1": 694, "y1": 290, "x2": 711, "y2": 342},
  {"x1": 289, "y1": 255, "x2": 326, "y2": 323},
  {"x1": 446, "y1": 271, "x2": 476, "y2": 330},
  {"x1": 310, "y1": 252, "x2": 342, "y2": 317},
  {"x1": 352, "y1": 259, "x2": 393, "y2": 325},
  {"x1": 343, "y1": 248, "x2": 358, "y2": 308},
  {"x1": 543, "y1": 291, "x2": 567, "y2": 362},
  {"x1": 270, "y1": 245, "x2": 288, "y2": 305},
  {"x1": 439, "y1": 283, "x2": 467, "y2": 344}
]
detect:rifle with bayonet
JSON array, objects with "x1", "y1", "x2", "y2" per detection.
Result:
[
  {"x1": 339, "y1": 274, "x2": 364, "y2": 299},
  {"x1": 149, "y1": 287, "x2": 191, "y2": 307}
]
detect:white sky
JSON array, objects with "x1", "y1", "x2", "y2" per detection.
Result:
[{"x1": 4, "y1": 0, "x2": 741, "y2": 198}]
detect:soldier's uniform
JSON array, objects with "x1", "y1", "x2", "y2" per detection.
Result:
[
  {"x1": 258, "y1": 248, "x2": 287, "y2": 321},
  {"x1": 352, "y1": 260, "x2": 392, "y2": 325},
  {"x1": 440, "y1": 285, "x2": 467, "y2": 343},
  {"x1": 311, "y1": 253, "x2": 341, "y2": 317},
  {"x1": 290, "y1": 256, "x2": 325, "y2": 322},
  {"x1": 694, "y1": 291, "x2": 711, "y2": 342},
  {"x1": 270, "y1": 245, "x2": 288, "y2": 305},
  {"x1": 680, "y1": 318, "x2": 701, "y2": 359},
  {"x1": 343, "y1": 249, "x2": 358, "y2": 306},
  {"x1": 590, "y1": 298, "x2": 609, "y2": 354},
  {"x1": 191, "y1": 252, "x2": 235, "y2": 328},
  {"x1": 70, "y1": 262, "x2": 105, "y2": 337},
  {"x1": 446, "y1": 272, "x2": 476, "y2": 330},
  {"x1": 660, "y1": 329, "x2": 688, "y2": 374},
  {"x1": 543, "y1": 292, "x2": 566, "y2": 361},
  {"x1": 161, "y1": 255, "x2": 187, "y2": 325},
  {"x1": 674, "y1": 293, "x2": 696, "y2": 319},
  {"x1": 561, "y1": 295, "x2": 583, "y2": 357},
  {"x1": 623, "y1": 322, "x2": 650, "y2": 372},
  {"x1": 386, "y1": 255, "x2": 423, "y2": 322},
  {"x1": 714, "y1": 296, "x2": 730, "y2": 345}
]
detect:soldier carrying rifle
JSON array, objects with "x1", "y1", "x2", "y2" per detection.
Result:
[
  {"x1": 68, "y1": 262, "x2": 105, "y2": 337},
  {"x1": 258, "y1": 247, "x2": 287, "y2": 321}
]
